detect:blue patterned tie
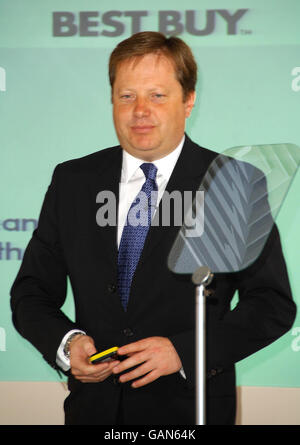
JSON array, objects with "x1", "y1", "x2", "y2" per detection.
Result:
[{"x1": 118, "y1": 163, "x2": 158, "y2": 311}]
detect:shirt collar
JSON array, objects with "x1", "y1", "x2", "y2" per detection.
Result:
[{"x1": 120, "y1": 135, "x2": 185, "y2": 184}]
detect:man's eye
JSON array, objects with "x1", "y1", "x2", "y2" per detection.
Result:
[{"x1": 151, "y1": 93, "x2": 166, "y2": 100}]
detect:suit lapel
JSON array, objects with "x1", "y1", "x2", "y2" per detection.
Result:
[{"x1": 90, "y1": 146, "x2": 122, "y2": 267}]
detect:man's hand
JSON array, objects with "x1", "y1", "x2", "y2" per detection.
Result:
[
  {"x1": 69, "y1": 335, "x2": 120, "y2": 383},
  {"x1": 112, "y1": 336, "x2": 182, "y2": 388}
]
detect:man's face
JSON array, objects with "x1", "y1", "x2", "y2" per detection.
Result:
[{"x1": 112, "y1": 53, "x2": 195, "y2": 161}]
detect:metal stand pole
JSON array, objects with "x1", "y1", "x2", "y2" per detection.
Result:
[
  {"x1": 192, "y1": 266, "x2": 213, "y2": 426},
  {"x1": 195, "y1": 283, "x2": 205, "y2": 425}
]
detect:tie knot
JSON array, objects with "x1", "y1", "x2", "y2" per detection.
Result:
[{"x1": 140, "y1": 163, "x2": 157, "y2": 181}]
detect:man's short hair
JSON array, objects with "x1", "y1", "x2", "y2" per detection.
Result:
[{"x1": 109, "y1": 31, "x2": 197, "y2": 101}]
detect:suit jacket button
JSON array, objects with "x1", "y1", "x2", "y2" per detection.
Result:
[
  {"x1": 107, "y1": 283, "x2": 117, "y2": 293},
  {"x1": 123, "y1": 328, "x2": 134, "y2": 337}
]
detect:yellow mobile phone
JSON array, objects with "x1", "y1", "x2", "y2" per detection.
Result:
[{"x1": 89, "y1": 347, "x2": 119, "y2": 364}]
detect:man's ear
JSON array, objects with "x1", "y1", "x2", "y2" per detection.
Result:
[{"x1": 184, "y1": 91, "x2": 196, "y2": 118}]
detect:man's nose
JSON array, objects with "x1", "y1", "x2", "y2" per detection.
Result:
[{"x1": 133, "y1": 97, "x2": 150, "y2": 118}]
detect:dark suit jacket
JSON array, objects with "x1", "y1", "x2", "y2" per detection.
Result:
[{"x1": 10, "y1": 135, "x2": 296, "y2": 425}]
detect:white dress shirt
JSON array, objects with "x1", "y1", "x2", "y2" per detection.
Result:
[{"x1": 56, "y1": 136, "x2": 185, "y2": 371}]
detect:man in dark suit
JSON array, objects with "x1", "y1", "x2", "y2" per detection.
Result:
[{"x1": 10, "y1": 32, "x2": 296, "y2": 425}]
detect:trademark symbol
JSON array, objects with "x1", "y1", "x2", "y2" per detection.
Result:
[{"x1": 240, "y1": 29, "x2": 252, "y2": 35}]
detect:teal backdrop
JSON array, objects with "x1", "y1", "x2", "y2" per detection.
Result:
[{"x1": 0, "y1": 0, "x2": 299, "y2": 385}]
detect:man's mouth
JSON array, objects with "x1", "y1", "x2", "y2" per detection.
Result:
[{"x1": 130, "y1": 125, "x2": 155, "y2": 134}]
